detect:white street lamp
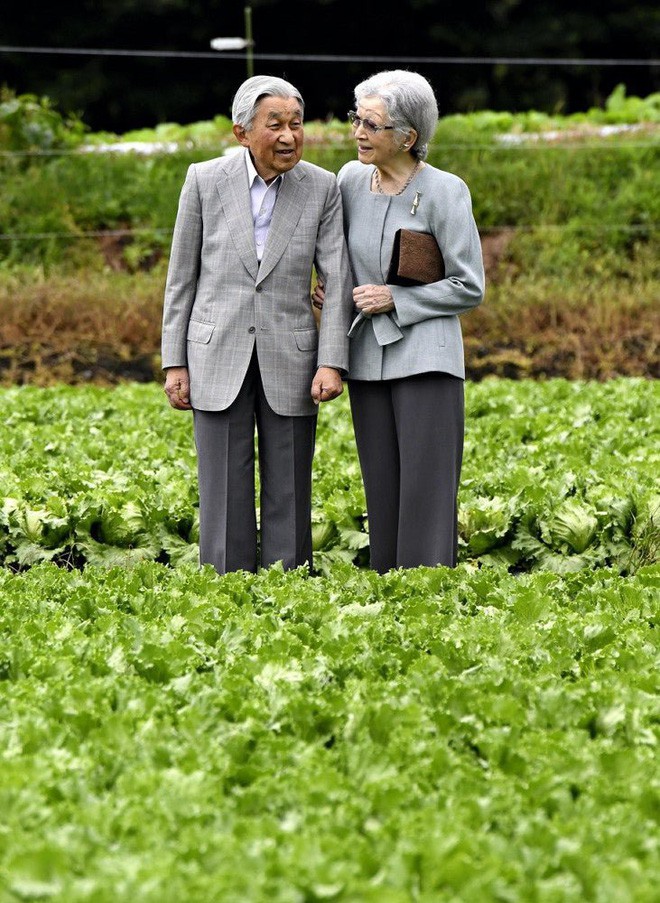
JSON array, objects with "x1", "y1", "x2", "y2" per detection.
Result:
[
  {"x1": 210, "y1": 6, "x2": 254, "y2": 77},
  {"x1": 210, "y1": 38, "x2": 249, "y2": 51}
]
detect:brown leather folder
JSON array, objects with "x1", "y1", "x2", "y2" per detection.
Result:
[{"x1": 386, "y1": 229, "x2": 445, "y2": 286}]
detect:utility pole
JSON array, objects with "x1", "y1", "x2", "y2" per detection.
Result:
[{"x1": 244, "y1": 6, "x2": 254, "y2": 79}]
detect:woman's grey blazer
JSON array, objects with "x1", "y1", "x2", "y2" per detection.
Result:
[
  {"x1": 337, "y1": 160, "x2": 485, "y2": 381},
  {"x1": 161, "y1": 150, "x2": 353, "y2": 415}
]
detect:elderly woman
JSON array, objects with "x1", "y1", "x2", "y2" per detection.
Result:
[{"x1": 314, "y1": 70, "x2": 485, "y2": 572}]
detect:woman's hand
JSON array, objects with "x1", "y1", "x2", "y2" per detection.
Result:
[
  {"x1": 311, "y1": 279, "x2": 325, "y2": 311},
  {"x1": 353, "y1": 284, "x2": 395, "y2": 316}
]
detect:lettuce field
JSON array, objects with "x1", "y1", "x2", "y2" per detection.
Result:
[
  {"x1": 1, "y1": 377, "x2": 659, "y2": 901},
  {"x1": 1, "y1": 378, "x2": 657, "y2": 574}
]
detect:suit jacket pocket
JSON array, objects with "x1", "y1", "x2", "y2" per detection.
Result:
[
  {"x1": 294, "y1": 328, "x2": 318, "y2": 352},
  {"x1": 187, "y1": 320, "x2": 215, "y2": 344}
]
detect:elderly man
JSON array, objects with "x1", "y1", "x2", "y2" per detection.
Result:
[{"x1": 161, "y1": 75, "x2": 352, "y2": 574}]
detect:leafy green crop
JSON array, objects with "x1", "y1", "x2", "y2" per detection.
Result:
[
  {"x1": 0, "y1": 560, "x2": 657, "y2": 901},
  {"x1": 0, "y1": 378, "x2": 657, "y2": 575},
  {"x1": 0, "y1": 378, "x2": 658, "y2": 900}
]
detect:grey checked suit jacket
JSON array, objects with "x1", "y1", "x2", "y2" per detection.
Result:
[{"x1": 161, "y1": 150, "x2": 353, "y2": 415}]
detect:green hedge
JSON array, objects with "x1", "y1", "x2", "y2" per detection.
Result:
[{"x1": 0, "y1": 86, "x2": 658, "y2": 277}]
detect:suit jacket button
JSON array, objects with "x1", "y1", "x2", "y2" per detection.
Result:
[
  {"x1": 248, "y1": 326, "x2": 256, "y2": 333},
  {"x1": 256, "y1": 285, "x2": 263, "y2": 293}
]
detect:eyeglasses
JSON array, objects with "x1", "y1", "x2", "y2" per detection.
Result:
[{"x1": 348, "y1": 110, "x2": 395, "y2": 135}]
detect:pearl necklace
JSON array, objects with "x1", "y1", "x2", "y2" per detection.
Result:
[{"x1": 373, "y1": 159, "x2": 421, "y2": 196}]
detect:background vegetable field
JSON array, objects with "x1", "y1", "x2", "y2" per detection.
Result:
[{"x1": 1, "y1": 86, "x2": 658, "y2": 385}]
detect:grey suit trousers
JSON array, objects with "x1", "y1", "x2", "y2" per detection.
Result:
[
  {"x1": 348, "y1": 372, "x2": 464, "y2": 573},
  {"x1": 193, "y1": 351, "x2": 317, "y2": 574}
]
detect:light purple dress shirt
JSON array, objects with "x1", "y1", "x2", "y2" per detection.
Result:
[{"x1": 245, "y1": 151, "x2": 282, "y2": 262}]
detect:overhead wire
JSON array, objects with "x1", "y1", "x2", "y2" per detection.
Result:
[{"x1": 0, "y1": 45, "x2": 658, "y2": 66}]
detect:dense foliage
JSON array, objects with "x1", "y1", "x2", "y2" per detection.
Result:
[
  {"x1": 1, "y1": 379, "x2": 657, "y2": 575},
  {"x1": 0, "y1": 86, "x2": 657, "y2": 287},
  {"x1": 0, "y1": 558, "x2": 657, "y2": 900},
  {"x1": 1, "y1": 380, "x2": 658, "y2": 900}
]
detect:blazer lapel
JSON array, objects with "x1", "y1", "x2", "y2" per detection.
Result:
[
  {"x1": 257, "y1": 167, "x2": 306, "y2": 283},
  {"x1": 216, "y1": 154, "x2": 260, "y2": 281}
]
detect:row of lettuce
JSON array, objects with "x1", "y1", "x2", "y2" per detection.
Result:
[
  {"x1": 1, "y1": 377, "x2": 657, "y2": 575},
  {"x1": 0, "y1": 558, "x2": 657, "y2": 899}
]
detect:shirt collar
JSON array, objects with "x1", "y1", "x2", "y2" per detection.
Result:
[{"x1": 244, "y1": 149, "x2": 283, "y2": 188}]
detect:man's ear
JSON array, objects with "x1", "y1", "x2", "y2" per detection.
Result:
[{"x1": 233, "y1": 123, "x2": 249, "y2": 146}]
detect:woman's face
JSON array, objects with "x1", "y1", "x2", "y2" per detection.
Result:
[{"x1": 351, "y1": 96, "x2": 401, "y2": 167}]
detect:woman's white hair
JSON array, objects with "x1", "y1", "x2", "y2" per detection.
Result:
[
  {"x1": 231, "y1": 75, "x2": 304, "y2": 129},
  {"x1": 354, "y1": 69, "x2": 438, "y2": 160}
]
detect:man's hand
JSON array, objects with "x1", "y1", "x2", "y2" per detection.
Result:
[
  {"x1": 311, "y1": 366, "x2": 343, "y2": 405},
  {"x1": 164, "y1": 366, "x2": 192, "y2": 410}
]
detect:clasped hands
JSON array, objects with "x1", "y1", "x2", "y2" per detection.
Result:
[{"x1": 312, "y1": 279, "x2": 394, "y2": 318}]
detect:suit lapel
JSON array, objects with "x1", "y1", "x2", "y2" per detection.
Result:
[
  {"x1": 257, "y1": 167, "x2": 307, "y2": 283},
  {"x1": 215, "y1": 153, "x2": 260, "y2": 281}
]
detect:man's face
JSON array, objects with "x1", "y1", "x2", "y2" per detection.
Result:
[{"x1": 233, "y1": 95, "x2": 304, "y2": 183}]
